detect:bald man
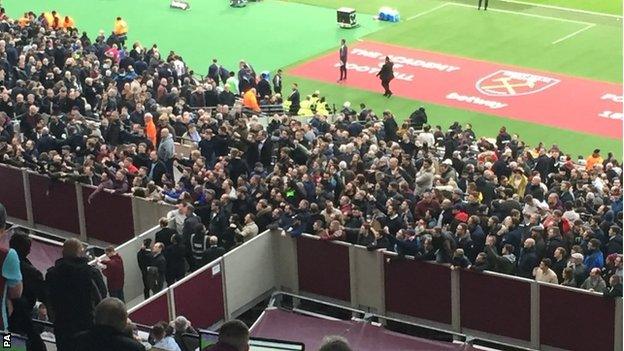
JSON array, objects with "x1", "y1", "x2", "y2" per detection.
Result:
[
  {"x1": 46, "y1": 238, "x2": 107, "y2": 351},
  {"x1": 74, "y1": 298, "x2": 144, "y2": 351}
]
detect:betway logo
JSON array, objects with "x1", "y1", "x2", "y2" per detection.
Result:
[
  {"x1": 601, "y1": 93, "x2": 623, "y2": 103},
  {"x1": 446, "y1": 92, "x2": 507, "y2": 109}
]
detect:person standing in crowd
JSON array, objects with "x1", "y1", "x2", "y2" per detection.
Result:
[
  {"x1": 8, "y1": 231, "x2": 45, "y2": 351},
  {"x1": 272, "y1": 69, "x2": 283, "y2": 95},
  {"x1": 155, "y1": 217, "x2": 177, "y2": 247},
  {"x1": 338, "y1": 39, "x2": 348, "y2": 82},
  {"x1": 164, "y1": 234, "x2": 187, "y2": 286},
  {"x1": 0, "y1": 204, "x2": 23, "y2": 334},
  {"x1": 137, "y1": 239, "x2": 153, "y2": 299},
  {"x1": 206, "y1": 320, "x2": 249, "y2": 351},
  {"x1": 208, "y1": 59, "x2": 221, "y2": 85},
  {"x1": 376, "y1": 56, "x2": 394, "y2": 97},
  {"x1": 288, "y1": 83, "x2": 301, "y2": 115},
  {"x1": 74, "y1": 298, "x2": 145, "y2": 351},
  {"x1": 205, "y1": 236, "x2": 226, "y2": 263},
  {"x1": 46, "y1": 238, "x2": 107, "y2": 351},
  {"x1": 101, "y1": 246, "x2": 125, "y2": 302},
  {"x1": 150, "y1": 243, "x2": 167, "y2": 294},
  {"x1": 113, "y1": 16, "x2": 128, "y2": 45},
  {"x1": 158, "y1": 128, "x2": 175, "y2": 173},
  {"x1": 190, "y1": 225, "x2": 209, "y2": 270},
  {"x1": 533, "y1": 258, "x2": 559, "y2": 284},
  {"x1": 585, "y1": 149, "x2": 603, "y2": 171}
]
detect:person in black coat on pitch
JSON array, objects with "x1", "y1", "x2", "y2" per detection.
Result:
[{"x1": 376, "y1": 56, "x2": 394, "y2": 97}]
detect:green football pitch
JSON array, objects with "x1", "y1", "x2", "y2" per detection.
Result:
[{"x1": 4, "y1": 0, "x2": 622, "y2": 157}]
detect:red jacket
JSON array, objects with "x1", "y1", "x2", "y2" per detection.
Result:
[{"x1": 102, "y1": 254, "x2": 125, "y2": 291}]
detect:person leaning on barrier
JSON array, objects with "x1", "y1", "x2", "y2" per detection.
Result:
[
  {"x1": 74, "y1": 297, "x2": 145, "y2": 351},
  {"x1": 206, "y1": 319, "x2": 250, "y2": 351}
]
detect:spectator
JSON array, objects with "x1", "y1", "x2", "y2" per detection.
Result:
[
  {"x1": 8, "y1": 231, "x2": 45, "y2": 351},
  {"x1": 484, "y1": 236, "x2": 516, "y2": 274},
  {"x1": 205, "y1": 236, "x2": 227, "y2": 263},
  {"x1": 580, "y1": 268, "x2": 607, "y2": 293},
  {"x1": 137, "y1": 238, "x2": 153, "y2": 299},
  {"x1": 606, "y1": 225, "x2": 623, "y2": 256},
  {"x1": 533, "y1": 258, "x2": 558, "y2": 284},
  {"x1": 151, "y1": 321, "x2": 181, "y2": 351},
  {"x1": 46, "y1": 238, "x2": 107, "y2": 351},
  {"x1": 584, "y1": 239, "x2": 604, "y2": 271},
  {"x1": 561, "y1": 267, "x2": 577, "y2": 287},
  {"x1": 318, "y1": 335, "x2": 352, "y2": 351},
  {"x1": 156, "y1": 217, "x2": 177, "y2": 248},
  {"x1": 235, "y1": 214, "x2": 259, "y2": 242},
  {"x1": 101, "y1": 246, "x2": 125, "y2": 302},
  {"x1": 164, "y1": 234, "x2": 187, "y2": 286},
  {"x1": 206, "y1": 319, "x2": 249, "y2": 351},
  {"x1": 567, "y1": 253, "x2": 589, "y2": 287},
  {"x1": 604, "y1": 275, "x2": 623, "y2": 298},
  {"x1": 172, "y1": 316, "x2": 198, "y2": 351},
  {"x1": 150, "y1": 243, "x2": 167, "y2": 294},
  {"x1": 74, "y1": 297, "x2": 145, "y2": 351},
  {"x1": 517, "y1": 238, "x2": 538, "y2": 279}
]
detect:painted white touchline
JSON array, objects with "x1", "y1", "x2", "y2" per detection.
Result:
[
  {"x1": 448, "y1": 2, "x2": 594, "y2": 25},
  {"x1": 552, "y1": 23, "x2": 596, "y2": 44},
  {"x1": 407, "y1": 3, "x2": 451, "y2": 21},
  {"x1": 498, "y1": 0, "x2": 622, "y2": 19}
]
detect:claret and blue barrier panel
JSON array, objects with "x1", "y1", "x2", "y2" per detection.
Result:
[
  {"x1": 0, "y1": 164, "x2": 172, "y2": 245},
  {"x1": 0, "y1": 165, "x2": 27, "y2": 220},
  {"x1": 126, "y1": 232, "x2": 621, "y2": 351}
]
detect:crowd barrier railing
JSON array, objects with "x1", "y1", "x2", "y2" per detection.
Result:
[
  {"x1": 0, "y1": 163, "x2": 174, "y2": 246},
  {"x1": 128, "y1": 258, "x2": 226, "y2": 329},
  {"x1": 55, "y1": 226, "x2": 624, "y2": 350},
  {"x1": 272, "y1": 233, "x2": 622, "y2": 351}
]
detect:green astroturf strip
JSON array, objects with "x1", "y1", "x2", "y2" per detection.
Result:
[
  {"x1": 4, "y1": 0, "x2": 385, "y2": 73},
  {"x1": 364, "y1": 3, "x2": 622, "y2": 83},
  {"x1": 284, "y1": 0, "x2": 622, "y2": 17},
  {"x1": 285, "y1": 76, "x2": 623, "y2": 158}
]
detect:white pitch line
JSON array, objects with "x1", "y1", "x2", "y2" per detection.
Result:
[
  {"x1": 407, "y1": 3, "x2": 451, "y2": 21},
  {"x1": 498, "y1": 0, "x2": 622, "y2": 19},
  {"x1": 552, "y1": 23, "x2": 596, "y2": 44},
  {"x1": 448, "y1": 2, "x2": 594, "y2": 25}
]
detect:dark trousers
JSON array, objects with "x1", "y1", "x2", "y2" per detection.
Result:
[
  {"x1": 55, "y1": 329, "x2": 79, "y2": 351},
  {"x1": 141, "y1": 272, "x2": 151, "y2": 299},
  {"x1": 339, "y1": 64, "x2": 347, "y2": 80},
  {"x1": 9, "y1": 301, "x2": 47, "y2": 351},
  {"x1": 381, "y1": 79, "x2": 392, "y2": 95},
  {"x1": 478, "y1": 0, "x2": 489, "y2": 9},
  {"x1": 109, "y1": 288, "x2": 125, "y2": 302}
]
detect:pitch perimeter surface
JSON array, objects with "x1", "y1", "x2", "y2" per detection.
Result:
[{"x1": 290, "y1": 40, "x2": 622, "y2": 139}]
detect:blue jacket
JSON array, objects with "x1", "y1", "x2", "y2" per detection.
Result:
[{"x1": 584, "y1": 249, "x2": 604, "y2": 270}]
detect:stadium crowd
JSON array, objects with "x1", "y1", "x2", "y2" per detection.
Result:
[{"x1": 0, "y1": 7, "x2": 622, "y2": 351}]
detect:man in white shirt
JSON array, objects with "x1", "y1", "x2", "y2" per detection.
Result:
[{"x1": 533, "y1": 258, "x2": 559, "y2": 284}]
